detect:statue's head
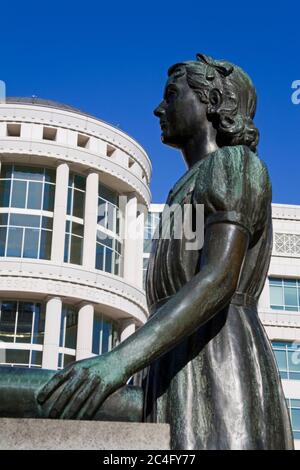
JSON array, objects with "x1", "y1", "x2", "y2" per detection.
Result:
[{"x1": 154, "y1": 54, "x2": 259, "y2": 152}]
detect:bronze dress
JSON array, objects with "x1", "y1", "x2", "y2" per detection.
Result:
[{"x1": 144, "y1": 145, "x2": 294, "y2": 450}]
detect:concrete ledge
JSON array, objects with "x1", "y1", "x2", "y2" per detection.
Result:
[{"x1": 0, "y1": 418, "x2": 170, "y2": 450}]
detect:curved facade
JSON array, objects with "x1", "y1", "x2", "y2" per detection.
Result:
[{"x1": 0, "y1": 97, "x2": 150, "y2": 370}]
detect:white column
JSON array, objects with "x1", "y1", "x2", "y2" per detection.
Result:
[
  {"x1": 51, "y1": 162, "x2": 69, "y2": 263},
  {"x1": 76, "y1": 303, "x2": 94, "y2": 360},
  {"x1": 121, "y1": 193, "x2": 146, "y2": 287},
  {"x1": 82, "y1": 171, "x2": 99, "y2": 269},
  {"x1": 120, "y1": 320, "x2": 136, "y2": 342},
  {"x1": 42, "y1": 297, "x2": 62, "y2": 370},
  {"x1": 258, "y1": 278, "x2": 270, "y2": 311},
  {"x1": 122, "y1": 194, "x2": 138, "y2": 284}
]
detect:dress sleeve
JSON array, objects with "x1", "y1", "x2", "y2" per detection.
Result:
[{"x1": 193, "y1": 146, "x2": 272, "y2": 239}]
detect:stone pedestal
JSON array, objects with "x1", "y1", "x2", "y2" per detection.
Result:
[{"x1": 0, "y1": 418, "x2": 170, "y2": 450}]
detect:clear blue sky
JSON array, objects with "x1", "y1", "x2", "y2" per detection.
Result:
[{"x1": 1, "y1": 1, "x2": 299, "y2": 204}]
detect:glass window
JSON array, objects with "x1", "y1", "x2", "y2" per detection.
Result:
[
  {"x1": 11, "y1": 180, "x2": 26, "y2": 208},
  {"x1": 0, "y1": 180, "x2": 11, "y2": 207},
  {"x1": 27, "y1": 182, "x2": 43, "y2": 210},
  {"x1": 95, "y1": 184, "x2": 122, "y2": 276},
  {"x1": 0, "y1": 214, "x2": 52, "y2": 260},
  {"x1": 0, "y1": 164, "x2": 12, "y2": 179},
  {"x1": 23, "y1": 228, "x2": 39, "y2": 259},
  {"x1": 67, "y1": 173, "x2": 86, "y2": 219},
  {"x1": 0, "y1": 301, "x2": 43, "y2": 347},
  {"x1": 144, "y1": 212, "x2": 161, "y2": 253},
  {"x1": 16, "y1": 302, "x2": 35, "y2": 343},
  {"x1": 32, "y1": 304, "x2": 45, "y2": 345},
  {"x1": 287, "y1": 399, "x2": 300, "y2": 439},
  {"x1": 272, "y1": 341, "x2": 300, "y2": 380},
  {"x1": 13, "y1": 166, "x2": 44, "y2": 181},
  {"x1": 5, "y1": 349, "x2": 30, "y2": 366},
  {"x1": 64, "y1": 220, "x2": 83, "y2": 265},
  {"x1": 92, "y1": 313, "x2": 119, "y2": 356},
  {"x1": 31, "y1": 350, "x2": 42, "y2": 367},
  {"x1": 0, "y1": 164, "x2": 56, "y2": 211},
  {"x1": 0, "y1": 228, "x2": 7, "y2": 256},
  {"x1": 39, "y1": 230, "x2": 52, "y2": 260},
  {"x1": 0, "y1": 165, "x2": 55, "y2": 261},
  {"x1": 60, "y1": 305, "x2": 78, "y2": 350},
  {"x1": 73, "y1": 190, "x2": 85, "y2": 219},
  {"x1": 6, "y1": 227, "x2": 22, "y2": 257},
  {"x1": 270, "y1": 285, "x2": 283, "y2": 308},
  {"x1": 99, "y1": 185, "x2": 118, "y2": 205},
  {"x1": 269, "y1": 278, "x2": 300, "y2": 312},
  {"x1": 96, "y1": 230, "x2": 121, "y2": 275},
  {"x1": 58, "y1": 353, "x2": 75, "y2": 369},
  {"x1": 0, "y1": 301, "x2": 17, "y2": 342},
  {"x1": 10, "y1": 214, "x2": 40, "y2": 228},
  {"x1": 70, "y1": 235, "x2": 82, "y2": 265}
]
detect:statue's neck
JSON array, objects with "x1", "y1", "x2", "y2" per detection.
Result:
[{"x1": 181, "y1": 131, "x2": 219, "y2": 169}]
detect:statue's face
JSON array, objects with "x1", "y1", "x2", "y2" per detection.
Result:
[{"x1": 154, "y1": 69, "x2": 208, "y2": 148}]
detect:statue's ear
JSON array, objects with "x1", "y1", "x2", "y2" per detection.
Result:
[{"x1": 208, "y1": 88, "x2": 222, "y2": 113}]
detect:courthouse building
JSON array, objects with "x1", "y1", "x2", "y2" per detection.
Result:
[
  {"x1": 0, "y1": 97, "x2": 149, "y2": 370},
  {"x1": 0, "y1": 98, "x2": 299, "y2": 448}
]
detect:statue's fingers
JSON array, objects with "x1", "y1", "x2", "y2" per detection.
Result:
[
  {"x1": 37, "y1": 368, "x2": 74, "y2": 404},
  {"x1": 76, "y1": 383, "x2": 107, "y2": 420},
  {"x1": 61, "y1": 376, "x2": 100, "y2": 420},
  {"x1": 49, "y1": 369, "x2": 88, "y2": 418}
]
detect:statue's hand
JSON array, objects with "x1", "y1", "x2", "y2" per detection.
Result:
[{"x1": 37, "y1": 353, "x2": 126, "y2": 420}]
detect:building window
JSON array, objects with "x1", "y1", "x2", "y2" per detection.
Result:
[
  {"x1": 272, "y1": 341, "x2": 300, "y2": 380},
  {"x1": 143, "y1": 211, "x2": 162, "y2": 288},
  {"x1": 64, "y1": 220, "x2": 83, "y2": 265},
  {"x1": 0, "y1": 164, "x2": 55, "y2": 261},
  {"x1": 0, "y1": 300, "x2": 44, "y2": 368},
  {"x1": 64, "y1": 173, "x2": 86, "y2": 266},
  {"x1": 96, "y1": 232, "x2": 122, "y2": 275},
  {"x1": 58, "y1": 305, "x2": 78, "y2": 369},
  {"x1": 143, "y1": 258, "x2": 149, "y2": 288},
  {"x1": 269, "y1": 278, "x2": 300, "y2": 311},
  {"x1": 67, "y1": 173, "x2": 86, "y2": 219},
  {"x1": 286, "y1": 399, "x2": 300, "y2": 440},
  {"x1": 96, "y1": 184, "x2": 122, "y2": 275},
  {"x1": 92, "y1": 313, "x2": 119, "y2": 355},
  {"x1": 143, "y1": 211, "x2": 161, "y2": 253},
  {"x1": 0, "y1": 164, "x2": 55, "y2": 211},
  {"x1": 0, "y1": 214, "x2": 53, "y2": 260}
]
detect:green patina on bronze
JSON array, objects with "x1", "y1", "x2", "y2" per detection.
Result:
[
  {"x1": 0, "y1": 53, "x2": 294, "y2": 449},
  {"x1": 0, "y1": 367, "x2": 143, "y2": 422}
]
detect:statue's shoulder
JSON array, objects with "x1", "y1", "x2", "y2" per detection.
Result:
[{"x1": 199, "y1": 145, "x2": 271, "y2": 186}]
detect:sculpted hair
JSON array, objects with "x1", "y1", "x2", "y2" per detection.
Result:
[{"x1": 168, "y1": 54, "x2": 259, "y2": 151}]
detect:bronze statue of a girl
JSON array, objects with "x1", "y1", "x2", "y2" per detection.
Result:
[{"x1": 0, "y1": 54, "x2": 294, "y2": 450}]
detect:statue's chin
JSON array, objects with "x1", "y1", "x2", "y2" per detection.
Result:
[{"x1": 161, "y1": 134, "x2": 181, "y2": 149}]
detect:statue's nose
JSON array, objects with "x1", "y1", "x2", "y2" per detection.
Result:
[{"x1": 153, "y1": 102, "x2": 165, "y2": 117}]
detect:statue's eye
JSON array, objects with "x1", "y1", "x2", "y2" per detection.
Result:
[{"x1": 166, "y1": 88, "x2": 177, "y2": 103}]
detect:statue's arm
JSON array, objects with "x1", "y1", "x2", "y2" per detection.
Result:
[
  {"x1": 114, "y1": 222, "x2": 249, "y2": 376},
  {"x1": 38, "y1": 222, "x2": 249, "y2": 419}
]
